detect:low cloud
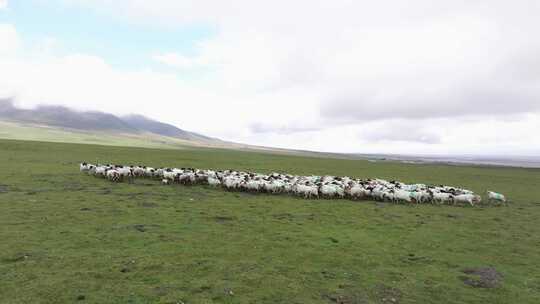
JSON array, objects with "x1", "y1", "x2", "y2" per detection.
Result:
[
  {"x1": 0, "y1": 24, "x2": 19, "y2": 55},
  {"x1": 358, "y1": 120, "x2": 441, "y2": 144},
  {"x1": 153, "y1": 52, "x2": 211, "y2": 69},
  {"x1": 249, "y1": 123, "x2": 321, "y2": 135},
  {"x1": 321, "y1": 82, "x2": 540, "y2": 123}
]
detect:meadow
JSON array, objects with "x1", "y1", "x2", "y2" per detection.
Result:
[{"x1": 0, "y1": 139, "x2": 539, "y2": 303}]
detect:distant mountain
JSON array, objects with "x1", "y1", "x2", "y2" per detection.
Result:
[
  {"x1": 0, "y1": 99, "x2": 218, "y2": 142},
  {"x1": 122, "y1": 114, "x2": 215, "y2": 142}
]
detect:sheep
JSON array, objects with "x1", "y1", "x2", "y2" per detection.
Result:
[
  {"x1": 320, "y1": 184, "x2": 338, "y2": 198},
  {"x1": 246, "y1": 179, "x2": 263, "y2": 192},
  {"x1": 163, "y1": 170, "x2": 176, "y2": 181},
  {"x1": 94, "y1": 165, "x2": 109, "y2": 177},
  {"x1": 115, "y1": 167, "x2": 133, "y2": 183},
  {"x1": 79, "y1": 162, "x2": 89, "y2": 172},
  {"x1": 144, "y1": 167, "x2": 156, "y2": 178},
  {"x1": 132, "y1": 166, "x2": 146, "y2": 177},
  {"x1": 394, "y1": 189, "x2": 413, "y2": 204},
  {"x1": 106, "y1": 169, "x2": 121, "y2": 182},
  {"x1": 432, "y1": 192, "x2": 454, "y2": 205},
  {"x1": 487, "y1": 191, "x2": 507, "y2": 204},
  {"x1": 454, "y1": 194, "x2": 481, "y2": 206},
  {"x1": 223, "y1": 176, "x2": 241, "y2": 190},
  {"x1": 347, "y1": 184, "x2": 367, "y2": 200},
  {"x1": 80, "y1": 162, "x2": 495, "y2": 208},
  {"x1": 295, "y1": 184, "x2": 318, "y2": 199},
  {"x1": 370, "y1": 186, "x2": 387, "y2": 201},
  {"x1": 264, "y1": 180, "x2": 284, "y2": 194},
  {"x1": 178, "y1": 172, "x2": 196, "y2": 185},
  {"x1": 410, "y1": 191, "x2": 432, "y2": 204},
  {"x1": 207, "y1": 176, "x2": 221, "y2": 186}
]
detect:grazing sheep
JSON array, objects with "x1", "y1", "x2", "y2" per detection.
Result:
[
  {"x1": 132, "y1": 166, "x2": 146, "y2": 177},
  {"x1": 433, "y1": 192, "x2": 454, "y2": 205},
  {"x1": 80, "y1": 162, "x2": 496, "y2": 208},
  {"x1": 94, "y1": 165, "x2": 109, "y2": 177},
  {"x1": 410, "y1": 191, "x2": 431, "y2": 204},
  {"x1": 207, "y1": 177, "x2": 221, "y2": 186},
  {"x1": 347, "y1": 184, "x2": 367, "y2": 200},
  {"x1": 144, "y1": 167, "x2": 156, "y2": 177},
  {"x1": 79, "y1": 162, "x2": 89, "y2": 172},
  {"x1": 295, "y1": 184, "x2": 319, "y2": 199},
  {"x1": 454, "y1": 194, "x2": 481, "y2": 206},
  {"x1": 394, "y1": 189, "x2": 413, "y2": 203},
  {"x1": 106, "y1": 169, "x2": 121, "y2": 182},
  {"x1": 163, "y1": 170, "x2": 176, "y2": 181},
  {"x1": 487, "y1": 191, "x2": 507, "y2": 204}
]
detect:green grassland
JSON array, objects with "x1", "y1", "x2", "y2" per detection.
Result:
[
  {"x1": 0, "y1": 121, "x2": 197, "y2": 150},
  {"x1": 0, "y1": 139, "x2": 539, "y2": 303}
]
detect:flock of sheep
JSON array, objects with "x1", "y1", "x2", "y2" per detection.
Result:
[{"x1": 79, "y1": 162, "x2": 508, "y2": 207}]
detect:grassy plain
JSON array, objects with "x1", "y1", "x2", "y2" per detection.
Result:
[
  {"x1": 0, "y1": 121, "x2": 197, "y2": 150},
  {"x1": 0, "y1": 139, "x2": 539, "y2": 303}
]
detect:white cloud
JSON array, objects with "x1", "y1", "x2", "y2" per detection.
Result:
[
  {"x1": 79, "y1": 0, "x2": 540, "y2": 118},
  {"x1": 0, "y1": 24, "x2": 19, "y2": 55},
  {"x1": 0, "y1": 0, "x2": 7, "y2": 10},
  {"x1": 153, "y1": 52, "x2": 210, "y2": 69},
  {"x1": 4, "y1": 0, "x2": 540, "y2": 155}
]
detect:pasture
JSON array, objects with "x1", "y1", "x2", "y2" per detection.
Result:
[{"x1": 0, "y1": 139, "x2": 539, "y2": 303}]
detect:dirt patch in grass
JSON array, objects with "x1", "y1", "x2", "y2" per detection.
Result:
[
  {"x1": 272, "y1": 213, "x2": 294, "y2": 220},
  {"x1": 63, "y1": 182, "x2": 86, "y2": 191},
  {"x1": 320, "y1": 270, "x2": 337, "y2": 279},
  {"x1": 153, "y1": 286, "x2": 173, "y2": 296},
  {"x1": 400, "y1": 253, "x2": 433, "y2": 265},
  {"x1": 375, "y1": 284, "x2": 402, "y2": 304},
  {"x1": 120, "y1": 260, "x2": 137, "y2": 273},
  {"x1": 329, "y1": 237, "x2": 340, "y2": 243},
  {"x1": 272, "y1": 212, "x2": 315, "y2": 221},
  {"x1": 132, "y1": 224, "x2": 160, "y2": 232},
  {"x1": 322, "y1": 290, "x2": 368, "y2": 304},
  {"x1": 140, "y1": 201, "x2": 159, "y2": 208},
  {"x1": 98, "y1": 188, "x2": 112, "y2": 195},
  {"x1": 459, "y1": 267, "x2": 503, "y2": 288},
  {"x1": 213, "y1": 215, "x2": 236, "y2": 223},
  {"x1": 2, "y1": 252, "x2": 33, "y2": 263}
]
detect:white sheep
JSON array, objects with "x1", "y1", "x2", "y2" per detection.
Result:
[
  {"x1": 454, "y1": 194, "x2": 481, "y2": 206},
  {"x1": 106, "y1": 169, "x2": 121, "y2": 182},
  {"x1": 80, "y1": 162, "x2": 497, "y2": 208},
  {"x1": 487, "y1": 191, "x2": 507, "y2": 204}
]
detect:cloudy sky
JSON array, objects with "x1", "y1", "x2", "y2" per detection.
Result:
[{"x1": 1, "y1": 0, "x2": 539, "y2": 156}]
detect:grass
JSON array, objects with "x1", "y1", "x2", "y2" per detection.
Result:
[
  {"x1": 0, "y1": 121, "x2": 195, "y2": 150},
  {"x1": 0, "y1": 138, "x2": 539, "y2": 303}
]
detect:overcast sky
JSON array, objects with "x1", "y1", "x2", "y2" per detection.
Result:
[{"x1": 1, "y1": 0, "x2": 539, "y2": 156}]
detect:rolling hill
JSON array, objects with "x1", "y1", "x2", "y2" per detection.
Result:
[{"x1": 0, "y1": 99, "x2": 240, "y2": 150}]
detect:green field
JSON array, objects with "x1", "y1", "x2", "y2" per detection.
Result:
[
  {"x1": 0, "y1": 121, "x2": 209, "y2": 150},
  {"x1": 1, "y1": 139, "x2": 539, "y2": 303}
]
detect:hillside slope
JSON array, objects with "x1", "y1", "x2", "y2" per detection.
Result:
[
  {"x1": 0, "y1": 99, "x2": 216, "y2": 143},
  {"x1": 122, "y1": 114, "x2": 216, "y2": 142}
]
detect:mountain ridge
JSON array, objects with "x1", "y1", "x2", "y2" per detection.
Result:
[{"x1": 0, "y1": 99, "x2": 216, "y2": 142}]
